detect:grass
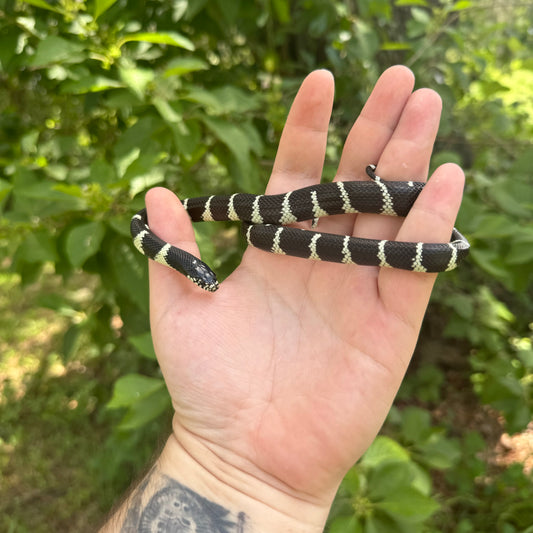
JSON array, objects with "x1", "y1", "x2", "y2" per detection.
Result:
[
  {"x1": 0, "y1": 269, "x2": 128, "y2": 532},
  {"x1": 0, "y1": 272, "x2": 108, "y2": 533}
]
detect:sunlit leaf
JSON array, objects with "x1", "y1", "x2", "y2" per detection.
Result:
[
  {"x1": 360, "y1": 436, "x2": 410, "y2": 468},
  {"x1": 93, "y1": 0, "x2": 119, "y2": 20},
  {"x1": 272, "y1": 0, "x2": 291, "y2": 23},
  {"x1": 31, "y1": 35, "x2": 85, "y2": 67},
  {"x1": 60, "y1": 75, "x2": 124, "y2": 94},
  {"x1": 163, "y1": 57, "x2": 208, "y2": 77},
  {"x1": 119, "y1": 66, "x2": 154, "y2": 100},
  {"x1": 152, "y1": 97, "x2": 182, "y2": 124},
  {"x1": 118, "y1": 386, "x2": 170, "y2": 431},
  {"x1": 118, "y1": 31, "x2": 194, "y2": 51},
  {"x1": 395, "y1": 0, "x2": 428, "y2": 5},
  {"x1": 107, "y1": 374, "x2": 169, "y2": 430},
  {"x1": 381, "y1": 41, "x2": 412, "y2": 51},
  {"x1": 451, "y1": 0, "x2": 472, "y2": 10},
  {"x1": 107, "y1": 374, "x2": 165, "y2": 409},
  {"x1": 21, "y1": 0, "x2": 63, "y2": 14}
]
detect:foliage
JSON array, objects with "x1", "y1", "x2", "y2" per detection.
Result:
[{"x1": 1, "y1": 0, "x2": 532, "y2": 530}]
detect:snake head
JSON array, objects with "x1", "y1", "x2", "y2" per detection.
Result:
[{"x1": 187, "y1": 260, "x2": 219, "y2": 292}]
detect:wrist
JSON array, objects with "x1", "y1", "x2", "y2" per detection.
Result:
[{"x1": 160, "y1": 430, "x2": 333, "y2": 532}]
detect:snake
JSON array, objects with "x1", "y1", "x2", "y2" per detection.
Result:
[{"x1": 130, "y1": 165, "x2": 470, "y2": 292}]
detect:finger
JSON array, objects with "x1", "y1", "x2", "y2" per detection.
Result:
[
  {"x1": 240, "y1": 70, "x2": 335, "y2": 282},
  {"x1": 336, "y1": 65, "x2": 415, "y2": 181},
  {"x1": 318, "y1": 66, "x2": 415, "y2": 238},
  {"x1": 145, "y1": 187, "x2": 204, "y2": 309},
  {"x1": 265, "y1": 69, "x2": 334, "y2": 195},
  {"x1": 352, "y1": 88, "x2": 443, "y2": 242},
  {"x1": 378, "y1": 163, "x2": 465, "y2": 329}
]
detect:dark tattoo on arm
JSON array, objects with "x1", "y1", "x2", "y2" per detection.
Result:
[{"x1": 120, "y1": 468, "x2": 247, "y2": 532}]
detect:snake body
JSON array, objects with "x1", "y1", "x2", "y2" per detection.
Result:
[{"x1": 130, "y1": 165, "x2": 470, "y2": 291}]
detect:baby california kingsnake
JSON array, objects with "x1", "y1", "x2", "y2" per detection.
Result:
[{"x1": 130, "y1": 165, "x2": 470, "y2": 291}]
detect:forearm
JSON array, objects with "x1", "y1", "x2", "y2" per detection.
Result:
[{"x1": 100, "y1": 434, "x2": 331, "y2": 533}]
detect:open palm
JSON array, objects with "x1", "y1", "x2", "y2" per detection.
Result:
[{"x1": 145, "y1": 66, "x2": 464, "y2": 506}]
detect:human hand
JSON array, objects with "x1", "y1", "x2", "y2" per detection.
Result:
[{"x1": 145, "y1": 66, "x2": 464, "y2": 528}]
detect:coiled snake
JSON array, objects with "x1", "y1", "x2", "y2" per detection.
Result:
[{"x1": 130, "y1": 165, "x2": 470, "y2": 292}]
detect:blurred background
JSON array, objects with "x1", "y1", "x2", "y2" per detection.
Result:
[{"x1": 0, "y1": 1, "x2": 532, "y2": 531}]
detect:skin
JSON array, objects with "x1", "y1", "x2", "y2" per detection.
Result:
[{"x1": 104, "y1": 66, "x2": 465, "y2": 532}]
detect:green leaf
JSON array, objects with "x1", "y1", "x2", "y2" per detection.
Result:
[
  {"x1": 368, "y1": 462, "x2": 413, "y2": 500},
  {"x1": 169, "y1": 119, "x2": 202, "y2": 160},
  {"x1": 118, "y1": 32, "x2": 195, "y2": 51},
  {"x1": 109, "y1": 238, "x2": 149, "y2": 313},
  {"x1": 63, "y1": 324, "x2": 82, "y2": 360},
  {"x1": 472, "y1": 214, "x2": 515, "y2": 239},
  {"x1": 60, "y1": 75, "x2": 124, "y2": 94},
  {"x1": 328, "y1": 514, "x2": 363, "y2": 533},
  {"x1": 185, "y1": 85, "x2": 261, "y2": 115},
  {"x1": 374, "y1": 488, "x2": 440, "y2": 522},
  {"x1": 506, "y1": 231, "x2": 533, "y2": 265},
  {"x1": 119, "y1": 66, "x2": 154, "y2": 100},
  {"x1": 163, "y1": 57, "x2": 208, "y2": 77},
  {"x1": 381, "y1": 41, "x2": 412, "y2": 51},
  {"x1": 202, "y1": 117, "x2": 262, "y2": 190},
  {"x1": 152, "y1": 97, "x2": 182, "y2": 124},
  {"x1": 340, "y1": 467, "x2": 362, "y2": 494},
  {"x1": 65, "y1": 221, "x2": 106, "y2": 268},
  {"x1": 400, "y1": 407, "x2": 431, "y2": 442},
  {"x1": 9, "y1": 171, "x2": 85, "y2": 218},
  {"x1": 31, "y1": 35, "x2": 85, "y2": 67},
  {"x1": 16, "y1": 230, "x2": 58, "y2": 264},
  {"x1": 272, "y1": 0, "x2": 291, "y2": 23},
  {"x1": 360, "y1": 436, "x2": 410, "y2": 468},
  {"x1": 451, "y1": 0, "x2": 472, "y2": 10},
  {"x1": 489, "y1": 179, "x2": 532, "y2": 218},
  {"x1": 107, "y1": 374, "x2": 170, "y2": 431},
  {"x1": 395, "y1": 0, "x2": 428, "y2": 5},
  {"x1": 118, "y1": 386, "x2": 170, "y2": 431},
  {"x1": 90, "y1": 159, "x2": 118, "y2": 185},
  {"x1": 129, "y1": 332, "x2": 157, "y2": 360},
  {"x1": 21, "y1": 0, "x2": 63, "y2": 14},
  {"x1": 353, "y1": 20, "x2": 380, "y2": 61},
  {"x1": 417, "y1": 434, "x2": 461, "y2": 470},
  {"x1": 123, "y1": 152, "x2": 166, "y2": 197},
  {"x1": 0, "y1": 178, "x2": 13, "y2": 207},
  {"x1": 93, "y1": 0, "x2": 119, "y2": 20},
  {"x1": 469, "y1": 248, "x2": 510, "y2": 281},
  {"x1": 107, "y1": 373, "x2": 165, "y2": 409},
  {"x1": 365, "y1": 513, "x2": 404, "y2": 533},
  {"x1": 215, "y1": 0, "x2": 241, "y2": 24}
]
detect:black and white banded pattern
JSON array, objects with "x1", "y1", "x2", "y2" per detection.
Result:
[{"x1": 130, "y1": 165, "x2": 470, "y2": 291}]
